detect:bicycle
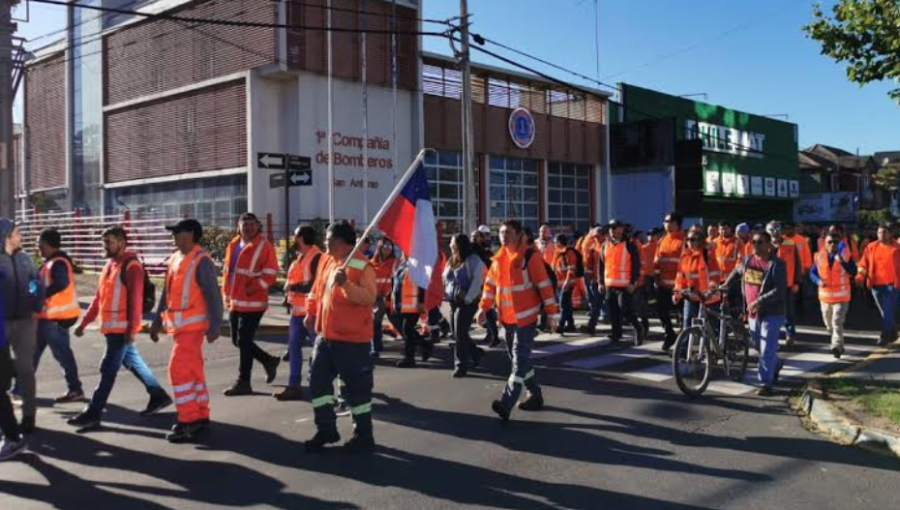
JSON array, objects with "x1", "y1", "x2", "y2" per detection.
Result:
[{"x1": 671, "y1": 290, "x2": 751, "y2": 397}]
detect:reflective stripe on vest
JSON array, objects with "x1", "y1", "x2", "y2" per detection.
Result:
[
  {"x1": 163, "y1": 247, "x2": 211, "y2": 333},
  {"x1": 816, "y1": 252, "x2": 851, "y2": 303},
  {"x1": 603, "y1": 241, "x2": 631, "y2": 287},
  {"x1": 100, "y1": 257, "x2": 135, "y2": 334},
  {"x1": 39, "y1": 257, "x2": 80, "y2": 320}
]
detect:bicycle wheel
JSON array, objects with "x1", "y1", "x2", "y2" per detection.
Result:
[
  {"x1": 726, "y1": 323, "x2": 751, "y2": 382},
  {"x1": 672, "y1": 326, "x2": 712, "y2": 397}
]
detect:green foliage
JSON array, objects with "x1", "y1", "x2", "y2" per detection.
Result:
[
  {"x1": 857, "y1": 208, "x2": 894, "y2": 226},
  {"x1": 804, "y1": 0, "x2": 900, "y2": 105},
  {"x1": 200, "y1": 225, "x2": 236, "y2": 263},
  {"x1": 874, "y1": 164, "x2": 900, "y2": 191}
]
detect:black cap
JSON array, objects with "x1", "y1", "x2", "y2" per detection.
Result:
[
  {"x1": 166, "y1": 219, "x2": 203, "y2": 239},
  {"x1": 608, "y1": 219, "x2": 623, "y2": 229}
]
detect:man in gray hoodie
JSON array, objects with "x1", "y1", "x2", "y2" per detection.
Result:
[{"x1": 0, "y1": 219, "x2": 45, "y2": 434}]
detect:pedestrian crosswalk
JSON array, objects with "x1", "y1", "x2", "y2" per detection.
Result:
[{"x1": 527, "y1": 330, "x2": 880, "y2": 396}]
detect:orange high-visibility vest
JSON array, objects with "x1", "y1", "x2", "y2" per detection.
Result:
[
  {"x1": 399, "y1": 271, "x2": 422, "y2": 314},
  {"x1": 536, "y1": 239, "x2": 557, "y2": 265},
  {"x1": 37, "y1": 256, "x2": 79, "y2": 321},
  {"x1": 481, "y1": 241, "x2": 559, "y2": 327},
  {"x1": 553, "y1": 248, "x2": 577, "y2": 289},
  {"x1": 776, "y1": 241, "x2": 800, "y2": 287},
  {"x1": 602, "y1": 240, "x2": 632, "y2": 288},
  {"x1": 372, "y1": 255, "x2": 398, "y2": 298},
  {"x1": 313, "y1": 253, "x2": 376, "y2": 343},
  {"x1": 655, "y1": 231, "x2": 685, "y2": 288},
  {"x1": 788, "y1": 234, "x2": 813, "y2": 272},
  {"x1": 674, "y1": 249, "x2": 720, "y2": 295},
  {"x1": 286, "y1": 246, "x2": 322, "y2": 317},
  {"x1": 815, "y1": 251, "x2": 851, "y2": 304},
  {"x1": 99, "y1": 255, "x2": 142, "y2": 334},
  {"x1": 640, "y1": 239, "x2": 658, "y2": 282},
  {"x1": 162, "y1": 246, "x2": 212, "y2": 334},
  {"x1": 714, "y1": 236, "x2": 744, "y2": 280},
  {"x1": 222, "y1": 235, "x2": 279, "y2": 312}
]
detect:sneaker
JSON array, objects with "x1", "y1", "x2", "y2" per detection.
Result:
[
  {"x1": 0, "y1": 437, "x2": 28, "y2": 462},
  {"x1": 167, "y1": 421, "x2": 204, "y2": 444},
  {"x1": 304, "y1": 430, "x2": 341, "y2": 452},
  {"x1": 343, "y1": 434, "x2": 376, "y2": 453},
  {"x1": 67, "y1": 411, "x2": 101, "y2": 431},
  {"x1": 223, "y1": 380, "x2": 253, "y2": 397},
  {"x1": 55, "y1": 389, "x2": 86, "y2": 404},
  {"x1": 264, "y1": 357, "x2": 281, "y2": 384},
  {"x1": 141, "y1": 394, "x2": 173, "y2": 416},
  {"x1": 756, "y1": 386, "x2": 774, "y2": 397},
  {"x1": 396, "y1": 357, "x2": 417, "y2": 368},
  {"x1": 334, "y1": 400, "x2": 352, "y2": 417},
  {"x1": 273, "y1": 386, "x2": 304, "y2": 401},
  {"x1": 517, "y1": 393, "x2": 544, "y2": 411},
  {"x1": 831, "y1": 347, "x2": 843, "y2": 359},
  {"x1": 19, "y1": 415, "x2": 36, "y2": 435},
  {"x1": 452, "y1": 367, "x2": 468, "y2": 378},
  {"x1": 491, "y1": 400, "x2": 510, "y2": 422}
]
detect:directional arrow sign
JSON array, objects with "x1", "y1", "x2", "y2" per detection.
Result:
[
  {"x1": 258, "y1": 152, "x2": 286, "y2": 170},
  {"x1": 288, "y1": 155, "x2": 312, "y2": 171},
  {"x1": 288, "y1": 169, "x2": 313, "y2": 186}
]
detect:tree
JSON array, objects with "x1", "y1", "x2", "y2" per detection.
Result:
[
  {"x1": 874, "y1": 162, "x2": 900, "y2": 192},
  {"x1": 804, "y1": 0, "x2": 900, "y2": 105}
]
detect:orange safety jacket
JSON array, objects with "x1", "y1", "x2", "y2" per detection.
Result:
[
  {"x1": 222, "y1": 235, "x2": 279, "y2": 312},
  {"x1": 311, "y1": 252, "x2": 377, "y2": 343},
  {"x1": 37, "y1": 255, "x2": 80, "y2": 321},
  {"x1": 674, "y1": 248, "x2": 720, "y2": 298},
  {"x1": 775, "y1": 240, "x2": 802, "y2": 289},
  {"x1": 162, "y1": 246, "x2": 213, "y2": 334},
  {"x1": 98, "y1": 255, "x2": 142, "y2": 335},
  {"x1": 536, "y1": 239, "x2": 557, "y2": 265},
  {"x1": 552, "y1": 247, "x2": 577, "y2": 290},
  {"x1": 399, "y1": 269, "x2": 424, "y2": 314},
  {"x1": 371, "y1": 255, "x2": 399, "y2": 298},
  {"x1": 286, "y1": 246, "x2": 323, "y2": 317},
  {"x1": 654, "y1": 231, "x2": 686, "y2": 289},
  {"x1": 581, "y1": 235, "x2": 601, "y2": 283},
  {"x1": 714, "y1": 236, "x2": 744, "y2": 281},
  {"x1": 857, "y1": 241, "x2": 900, "y2": 289},
  {"x1": 787, "y1": 234, "x2": 813, "y2": 273},
  {"x1": 481, "y1": 240, "x2": 559, "y2": 327},
  {"x1": 639, "y1": 239, "x2": 658, "y2": 285},
  {"x1": 815, "y1": 251, "x2": 851, "y2": 304},
  {"x1": 600, "y1": 239, "x2": 636, "y2": 288}
]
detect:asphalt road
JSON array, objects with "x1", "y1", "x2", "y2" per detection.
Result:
[{"x1": 0, "y1": 317, "x2": 897, "y2": 510}]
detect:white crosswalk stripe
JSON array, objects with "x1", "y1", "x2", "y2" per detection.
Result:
[{"x1": 532, "y1": 337, "x2": 611, "y2": 360}]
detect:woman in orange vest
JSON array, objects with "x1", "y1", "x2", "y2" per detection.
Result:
[
  {"x1": 150, "y1": 219, "x2": 224, "y2": 443},
  {"x1": 810, "y1": 232, "x2": 857, "y2": 359},
  {"x1": 34, "y1": 228, "x2": 83, "y2": 404},
  {"x1": 221, "y1": 213, "x2": 281, "y2": 396},
  {"x1": 673, "y1": 232, "x2": 721, "y2": 330},
  {"x1": 370, "y1": 237, "x2": 398, "y2": 359},
  {"x1": 69, "y1": 226, "x2": 172, "y2": 432},
  {"x1": 304, "y1": 221, "x2": 378, "y2": 453},
  {"x1": 553, "y1": 234, "x2": 578, "y2": 335},
  {"x1": 274, "y1": 225, "x2": 323, "y2": 401}
]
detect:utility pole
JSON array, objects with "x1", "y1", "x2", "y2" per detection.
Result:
[
  {"x1": 459, "y1": 0, "x2": 477, "y2": 233},
  {"x1": 0, "y1": 0, "x2": 15, "y2": 218}
]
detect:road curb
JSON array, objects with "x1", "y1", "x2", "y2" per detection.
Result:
[{"x1": 795, "y1": 382, "x2": 900, "y2": 458}]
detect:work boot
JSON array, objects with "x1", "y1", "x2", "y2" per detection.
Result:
[
  {"x1": 264, "y1": 357, "x2": 281, "y2": 384},
  {"x1": 491, "y1": 400, "x2": 510, "y2": 422},
  {"x1": 273, "y1": 386, "x2": 304, "y2": 401},
  {"x1": 578, "y1": 324, "x2": 596, "y2": 336},
  {"x1": 19, "y1": 415, "x2": 36, "y2": 435},
  {"x1": 396, "y1": 357, "x2": 417, "y2": 368},
  {"x1": 67, "y1": 411, "x2": 101, "y2": 431},
  {"x1": 831, "y1": 347, "x2": 843, "y2": 359},
  {"x1": 452, "y1": 366, "x2": 468, "y2": 378},
  {"x1": 167, "y1": 421, "x2": 204, "y2": 444},
  {"x1": 304, "y1": 429, "x2": 341, "y2": 452},
  {"x1": 223, "y1": 380, "x2": 253, "y2": 397},
  {"x1": 141, "y1": 393, "x2": 173, "y2": 416},
  {"x1": 661, "y1": 332, "x2": 677, "y2": 352},
  {"x1": 343, "y1": 434, "x2": 376, "y2": 453},
  {"x1": 54, "y1": 389, "x2": 85, "y2": 404},
  {"x1": 517, "y1": 393, "x2": 544, "y2": 411},
  {"x1": 756, "y1": 386, "x2": 774, "y2": 397},
  {"x1": 563, "y1": 324, "x2": 577, "y2": 334}
]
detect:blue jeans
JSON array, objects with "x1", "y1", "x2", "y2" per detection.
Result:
[
  {"x1": 872, "y1": 286, "x2": 897, "y2": 342},
  {"x1": 784, "y1": 290, "x2": 797, "y2": 338},
  {"x1": 749, "y1": 315, "x2": 786, "y2": 389},
  {"x1": 682, "y1": 300, "x2": 701, "y2": 330},
  {"x1": 288, "y1": 315, "x2": 316, "y2": 387},
  {"x1": 35, "y1": 320, "x2": 82, "y2": 393},
  {"x1": 586, "y1": 280, "x2": 601, "y2": 327},
  {"x1": 87, "y1": 334, "x2": 167, "y2": 418},
  {"x1": 500, "y1": 323, "x2": 541, "y2": 410}
]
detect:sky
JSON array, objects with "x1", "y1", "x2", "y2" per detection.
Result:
[{"x1": 12, "y1": 0, "x2": 900, "y2": 154}]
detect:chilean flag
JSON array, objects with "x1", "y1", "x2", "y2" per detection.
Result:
[{"x1": 378, "y1": 161, "x2": 438, "y2": 289}]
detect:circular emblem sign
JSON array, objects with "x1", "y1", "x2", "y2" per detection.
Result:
[{"x1": 509, "y1": 107, "x2": 536, "y2": 149}]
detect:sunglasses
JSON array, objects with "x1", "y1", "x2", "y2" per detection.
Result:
[
  {"x1": 687, "y1": 237, "x2": 701, "y2": 242},
  {"x1": 752, "y1": 239, "x2": 767, "y2": 246},
  {"x1": 826, "y1": 240, "x2": 838, "y2": 245}
]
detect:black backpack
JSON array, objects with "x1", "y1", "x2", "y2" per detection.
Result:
[
  {"x1": 120, "y1": 256, "x2": 157, "y2": 314},
  {"x1": 524, "y1": 248, "x2": 558, "y2": 291}
]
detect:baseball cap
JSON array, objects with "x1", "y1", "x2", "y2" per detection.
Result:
[
  {"x1": 765, "y1": 221, "x2": 782, "y2": 235},
  {"x1": 166, "y1": 219, "x2": 203, "y2": 239},
  {"x1": 736, "y1": 223, "x2": 750, "y2": 234},
  {"x1": 477, "y1": 225, "x2": 491, "y2": 235},
  {"x1": 608, "y1": 219, "x2": 623, "y2": 229}
]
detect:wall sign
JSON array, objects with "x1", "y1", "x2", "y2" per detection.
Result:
[
  {"x1": 777, "y1": 179, "x2": 788, "y2": 198},
  {"x1": 721, "y1": 172, "x2": 735, "y2": 195},
  {"x1": 765, "y1": 178, "x2": 776, "y2": 197},
  {"x1": 705, "y1": 171, "x2": 721, "y2": 194},
  {"x1": 509, "y1": 107, "x2": 536, "y2": 149},
  {"x1": 736, "y1": 174, "x2": 749, "y2": 196},
  {"x1": 789, "y1": 180, "x2": 800, "y2": 198},
  {"x1": 751, "y1": 176, "x2": 763, "y2": 196},
  {"x1": 685, "y1": 120, "x2": 766, "y2": 159}
]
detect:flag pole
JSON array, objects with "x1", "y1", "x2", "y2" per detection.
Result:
[{"x1": 343, "y1": 148, "x2": 430, "y2": 265}]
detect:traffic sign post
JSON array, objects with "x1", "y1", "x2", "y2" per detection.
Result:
[{"x1": 258, "y1": 153, "x2": 312, "y2": 242}]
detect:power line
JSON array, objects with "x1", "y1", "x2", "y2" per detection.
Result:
[{"x1": 30, "y1": 0, "x2": 450, "y2": 37}]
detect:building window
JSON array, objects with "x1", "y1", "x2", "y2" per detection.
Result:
[
  {"x1": 548, "y1": 162, "x2": 592, "y2": 235},
  {"x1": 106, "y1": 174, "x2": 247, "y2": 227},
  {"x1": 70, "y1": 0, "x2": 104, "y2": 214},
  {"x1": 425, "y1": 150, "x2": 477, "y2": 235},
  {"x1": 489, "y1": 156, "x2": 539, "y2": 232}
]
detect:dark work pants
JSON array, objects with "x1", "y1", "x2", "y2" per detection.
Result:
[
  {"x1": 559, "y1": 290, "x2": 575, "y2": 330},
  {"x1": 230, "y1": 311, "x2": 275, "y2": 383},
  {"x1": 484, "y1": 309, "x2": 499, "y2": 343},
  {"x1": 656, "y1": 286, "x2": 677, "y2": 341},
  {"x1": 451, "y1": 303, "x2": 479, "y2": 368},
  {"x1": 607, "y1": 287, "x2": 643, "y2": 340},
  {"x1": 309, "y1": 338, "x2": 373, "y2": 437},
  {"x1": 398, "y1": 313, "x2": 423, "y2": 360},
  {"x1": 0, "y1": 344, "x2": 22, "y2": 441},
  {"x1": 372, "y1": 296, "x2": 387, "y2": 354}
]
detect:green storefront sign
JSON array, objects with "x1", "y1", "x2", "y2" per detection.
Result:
[{"x1": 620, "y1": 84, "x2": 800, "y2": 222}]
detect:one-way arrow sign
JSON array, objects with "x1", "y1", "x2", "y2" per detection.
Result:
[
  {"x1": 289, "y1": 170, "x2": 312, "y2": 186},
  {"x1": 257, "y1": 152, "x2": 286, "y2": 169}
]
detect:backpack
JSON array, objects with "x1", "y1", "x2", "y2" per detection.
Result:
[
  {"x1": 121, "y1": 256, "x2": 157, "y2": 315},
  {"x1": 572, "y1": 249, "x2": 586, "y2": 278},
  {"x1": 524, "y1": 248, "x2": 558, "y2": 291}
]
